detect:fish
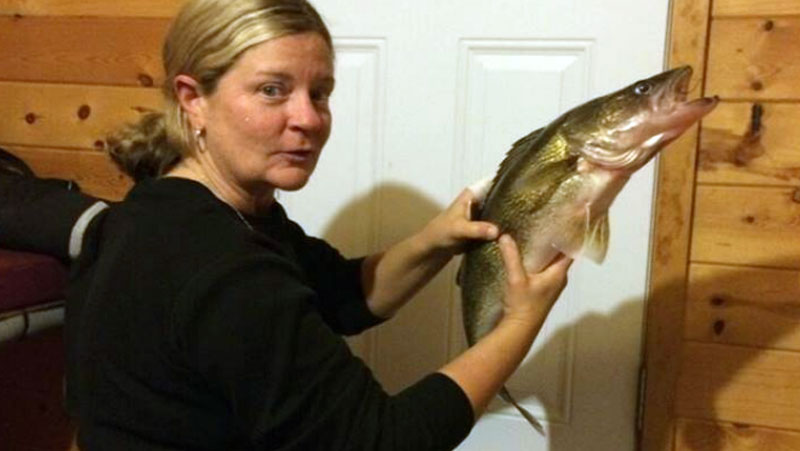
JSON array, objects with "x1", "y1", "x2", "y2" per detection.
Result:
[{"x1": 459, "y1": 65, "x2": 718, "y2": 433}]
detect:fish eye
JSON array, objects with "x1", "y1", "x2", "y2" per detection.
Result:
[{"x1": 634, "y1": 82, "x2": 652, "y2": 96}]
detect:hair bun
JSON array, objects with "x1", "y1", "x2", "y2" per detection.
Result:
[{"x1": 106, "y1": 112, "x2": 182, "y2": 181}]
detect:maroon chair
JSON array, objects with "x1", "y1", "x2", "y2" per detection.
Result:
[{"x1": 0, "y1": 249, "x2": 74, "y2": 450}]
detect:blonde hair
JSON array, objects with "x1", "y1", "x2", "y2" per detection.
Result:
[{"x1": 107, "y1": 0, "x2": 333, "y2": 180}]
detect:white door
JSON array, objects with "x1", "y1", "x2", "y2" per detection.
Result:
[{"x1": 281, "y1": 1, "x2": 670, "y2": 449}]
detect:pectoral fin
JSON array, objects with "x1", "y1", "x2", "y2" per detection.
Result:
[
  {"x1": 582, "y1": 210, "x2": 609, "y2": 263},
  {"x1": 551, "y1": 204, "x2": 610, "y2": 263}
]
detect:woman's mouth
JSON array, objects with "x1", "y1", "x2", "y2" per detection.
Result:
[{"x1": 276, "y1": 149, "x2": 316, "y2": 164}]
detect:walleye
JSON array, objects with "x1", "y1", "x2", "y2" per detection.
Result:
[{"x1": 459, "y1": 66, "x2": 717, "y2": 433}]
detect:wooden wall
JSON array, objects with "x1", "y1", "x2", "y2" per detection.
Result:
[
  {"x1": 0, "y1": 2, "x2": 188, "y2": 450},
  {"x1": 0, "y1": 0, "x2": 192, "y2": 200},
  {"x1": 644, "y1": 0, "x2": 800, "y2": 450}
]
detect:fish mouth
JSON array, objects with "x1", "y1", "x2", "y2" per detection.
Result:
[
  {"x1": 655, "y1": 65, "x2": 718, "y2": 135},
  {"x1": 664, "y1": 65, "x2": 717, "y2": 112},
  {"x1": 670, "y1": 65, "x2": 692, "y2": 102}
]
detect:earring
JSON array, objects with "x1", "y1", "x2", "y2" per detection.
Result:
[{"x1": 194, "y1": 128, "x2": 206, "y2": 152}]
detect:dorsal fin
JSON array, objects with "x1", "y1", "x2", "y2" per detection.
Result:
[
  {"x1": 494, "y1": 127, "x2": 545, "y2": 184},
  {"x1": 482, "y1": 127, "x2": 546, "y2": 207},
  {"x1": 474, "y1": 127, "x2": 547, "y2": 221}
]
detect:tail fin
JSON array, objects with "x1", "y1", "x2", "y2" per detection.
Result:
[{"x1": 499, "y1": 386, "x2": 545, "y2": 436}]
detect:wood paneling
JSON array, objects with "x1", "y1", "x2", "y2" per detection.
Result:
[
  {"x1": 0, "y1": 0, "x2": 184, "y2": 17},
  {"x1": 0, "y1": 15, "x2": 168, "y2": 86},
  {"x1": 6, "y1": 146, "x2": 131, "y2": 201},
  {"x1": 676, "y1": 419, "x2": 800, "y2": 451},
  {"x1": 641, "y1": 0, "x2": 712, "y2": 449},
  {"x1": 707, "y1": 18, "x2": 800, "y2": 100},
  {"x1": 699, "y1": 102, "x2": 800, "y2": 186},
  {"x1": 713, "y1": 0, "x2": 800, "y2": 17},
  {"x1": 676, "y1": 342, "x2": 800, "y2": 431},
  {"x1": 685, "y1": 263, "x2": 800, "y2": 350},
  {"x1": 691, "y1": 186, "x2": 800, "y2": 268},
  {"x1": 645, "y1": 0, "x2": 800, "y2": 448},
  {"x1": 0, "y1": 82, "x2": 162, "y2": 150}
]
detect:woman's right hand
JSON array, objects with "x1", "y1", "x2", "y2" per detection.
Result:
[{"x1": 497, "y1": 234, "x2": 572, "y2": 327}]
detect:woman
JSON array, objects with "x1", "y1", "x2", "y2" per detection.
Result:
[{"x1": 7, "y1": 0, "x2": 572, "y2": 449}]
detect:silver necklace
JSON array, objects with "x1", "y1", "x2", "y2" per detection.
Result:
[
  {"x1": 231, "y1": 206, "x2": 255, "y2": 232},
  {"x1": 202, "y1": 181, "x2": 255, "y2": 232}
]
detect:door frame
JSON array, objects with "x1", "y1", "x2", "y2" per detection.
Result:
[{"x1": 640, "y1": 0, "x2": 712, "y2": 449}]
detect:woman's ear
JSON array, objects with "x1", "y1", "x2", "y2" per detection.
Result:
[{"x1": 173, "y1": 74, "x2": 207, "y2": 130}]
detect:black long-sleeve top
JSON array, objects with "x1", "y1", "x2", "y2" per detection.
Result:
[{"x1": 65, "y1": 178, "x2": 474, "y2": 450}]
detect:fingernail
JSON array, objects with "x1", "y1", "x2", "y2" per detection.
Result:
[{"x1": 487, "y1": 225, "x2": 499, "y2": 238}]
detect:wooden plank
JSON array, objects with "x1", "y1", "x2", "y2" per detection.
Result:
[
  {"x1": 685, "y1": 263, "x2": 800, "y2": 350},
  {"x1": 0, "y1": 0, "x2": 184, "y2": 17},
  {"x1": 707, "y1": 18, "x2": 800, "y2": 100},
  {"x1": 714, "y1": 0, "x2": 800, "y2": 17},
  {"x1": 676, "y1": 419, "x2": 800, "y2": 450},
  {"x1": 0, "y1": 81, "x2": 163, "y2": 150},
  {"x1": 0, "y1": 15, "x2": 169, "y2": 86},
  {"x1": 699, "y1": 102, "x2": 800, "y2": 186},
  {"x1": 4, "y1": 146, "x2": 132, "y2": 201},
  {"x1": 691, "y1": 186, "x2": 800, "y2": 269},
  {"x1": 641, "y1": 0, "x2": 712, "y2": 449},
  {"x1": 676, "y1": 342, "x2": 800, "y2": 430}
]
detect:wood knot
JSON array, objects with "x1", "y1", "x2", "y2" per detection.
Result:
[
  {"x1": 751, "y1": 81, "x2": 764, "y2": 91},
  {"x1": 713, "y1": 320, "x2": 726, "y2": 335},
  {"x1": 764, "y1": 20, "x2": 774, "y2": 31},
  {"x1": 94, "y1": 140, "x2": 106, "y2": 150},
  {"x1": 711, "y1": 296, "x2": 726, "y2": 306},
  {"x1": 137, "y1": 73, "x2": 154, "y2": 87},
  {"x1": 744, "y1": 215, "x2": 756, "y2": 224},
  {"x1": 793, "y1": 188, "x2": 800, "y2": 204},
  {"x1": 24, "y1": 113, "x2": 37, "y2": 124},
  {"x1": 77, "y1": 105, "x2": 91, "y2": 120}
]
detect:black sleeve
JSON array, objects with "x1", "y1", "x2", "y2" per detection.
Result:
[
  {"x1": 174, "y1": 256, "x2": 473, "y2": 451},
  {"x1": 0, "y1": 174, "x2": 103, "y2": 261},
  {"x1": 285, "y1": 221, "x2": 385, "y2": 336}
]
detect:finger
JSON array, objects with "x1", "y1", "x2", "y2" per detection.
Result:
[
  {"x1": 543, "y1": 252, "x2": 573, "y2": 272},
  {"x1": 534, "y1": 253, "x2": 573, "y2": 287},
  {"x1": 454, "y1": 189, "x2": 474, "y2": 218},
  {"x1": 452, "y1": 218, "x2": 498, "y2": 240},
  {"x1": 498, "y1": 234, "x2": 525, "y2": 284},
  {"x1": 464, "y1": 220, "x2": 498, "y2": 240}
]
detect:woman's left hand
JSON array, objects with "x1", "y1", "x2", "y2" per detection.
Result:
[{"x1": 421, "y1": 188, "x2": 499, "y2": 256}]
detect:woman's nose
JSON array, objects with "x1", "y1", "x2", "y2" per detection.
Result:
[{"x1": 287, "y1": 93, "x2": 326, "y2": 132}]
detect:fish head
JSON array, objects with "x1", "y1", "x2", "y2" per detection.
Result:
[{"x1": 562, "y1": 65, "x2": 718, "y2": 172}]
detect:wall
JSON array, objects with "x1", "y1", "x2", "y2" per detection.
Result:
[
  {"x1": 0, "y1": 1, "x2": 191, "y2": 200},
  {"x1": 644, "y1": 0, "x2": 800, "y2": 449}
]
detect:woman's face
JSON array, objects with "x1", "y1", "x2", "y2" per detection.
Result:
[{"x1": 200, "y1": 32, "x2": 334, "y2": 195}]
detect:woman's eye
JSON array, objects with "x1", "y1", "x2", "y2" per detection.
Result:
[
  {"x1": 312, "y1": 89, "x2": 331, "y2": 103},
  {"x1": 260, "y1": 84, "x2": 284, "y2": 98}
]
